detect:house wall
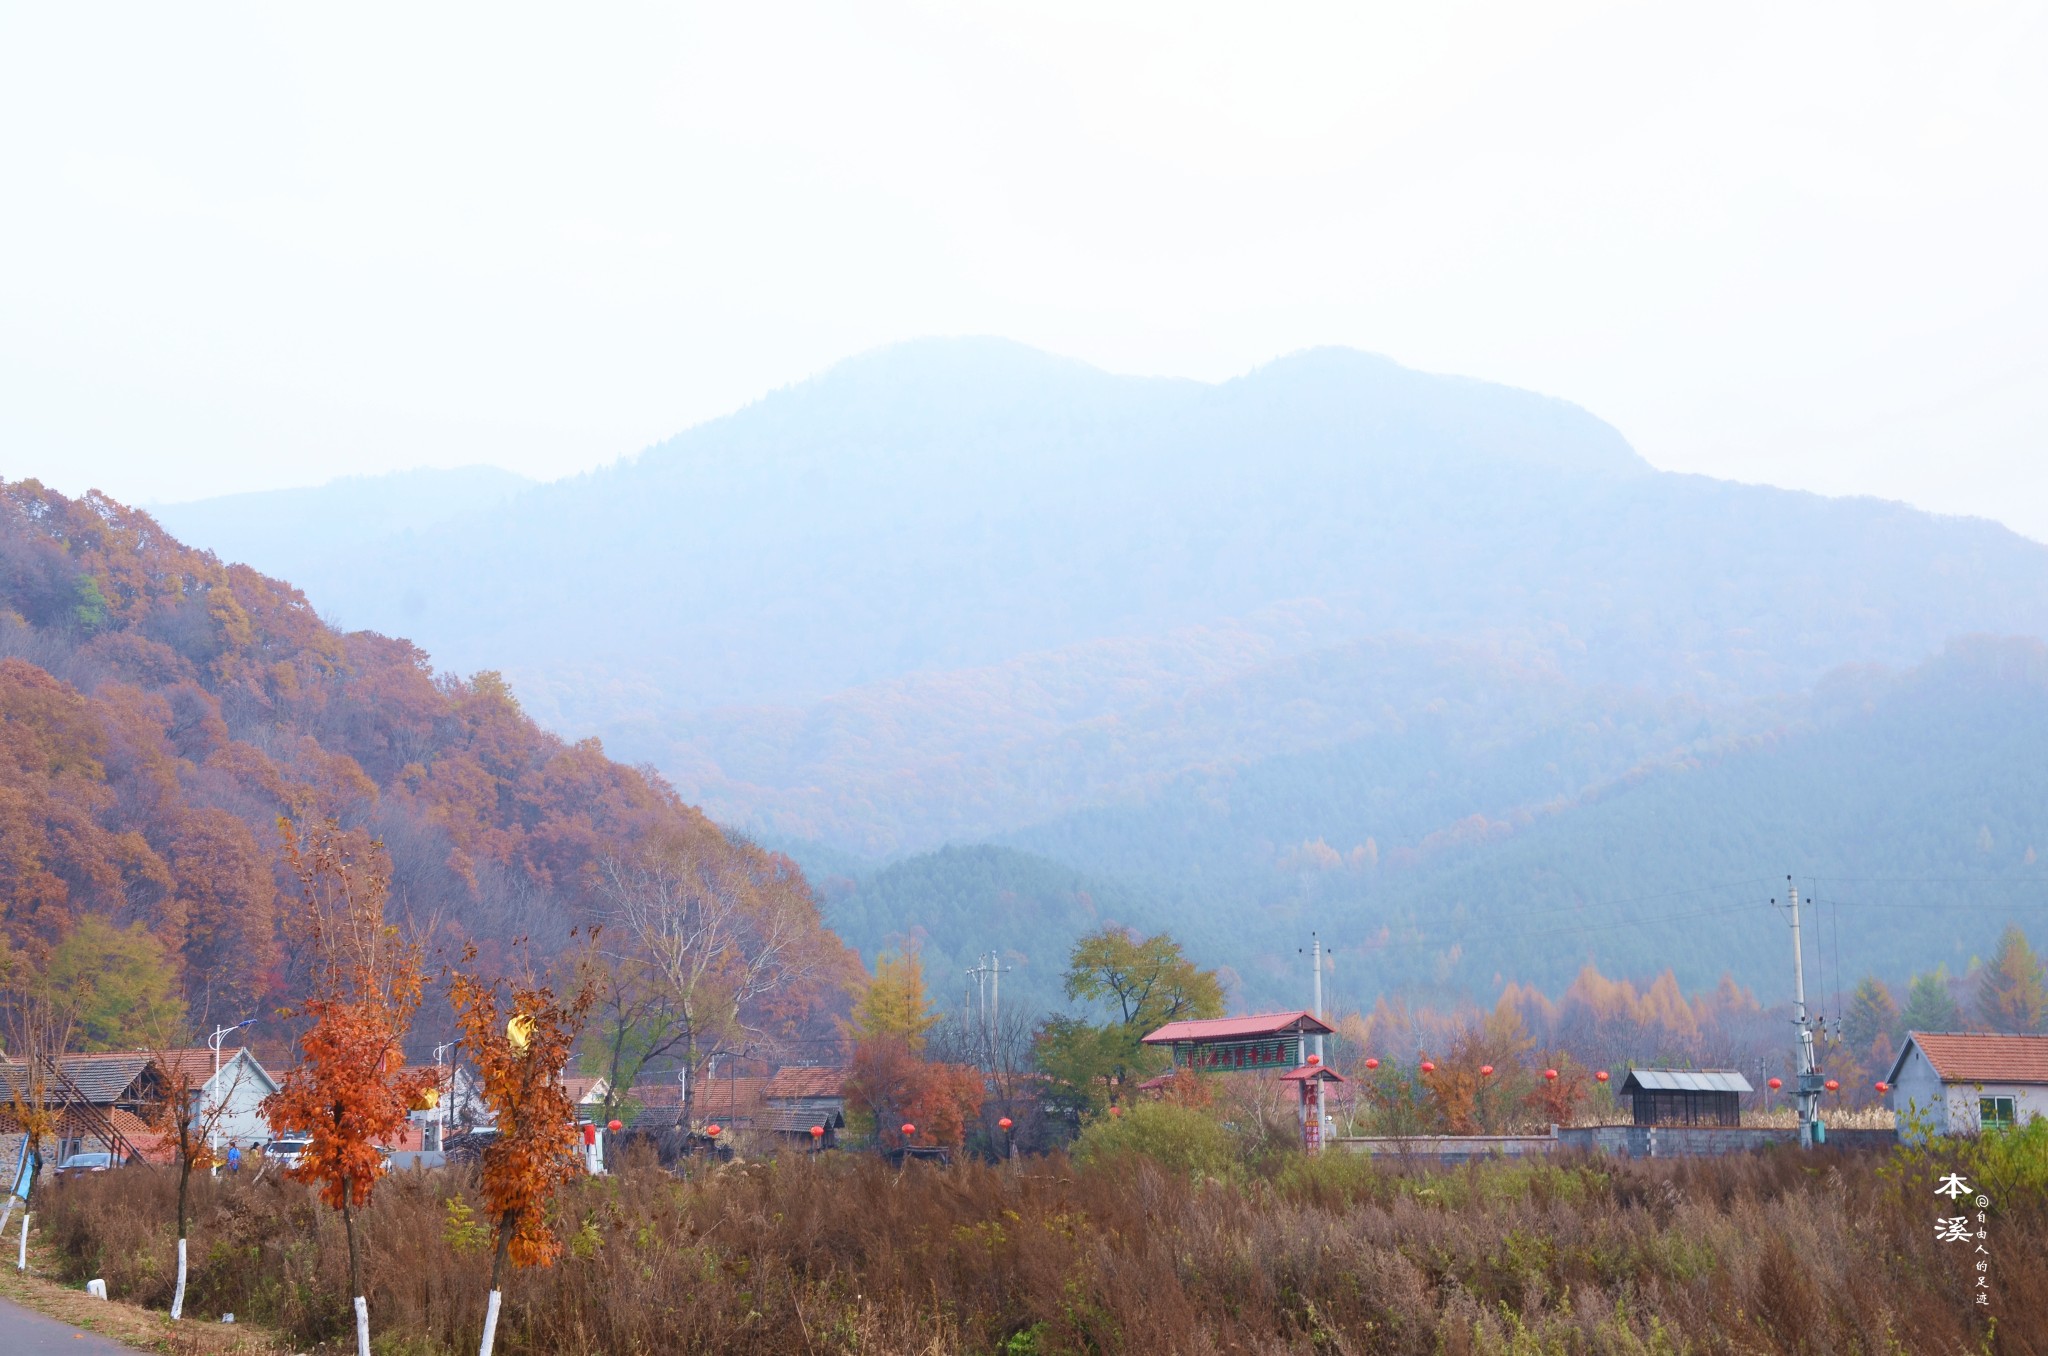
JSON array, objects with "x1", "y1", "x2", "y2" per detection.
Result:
[
  {"x1": 1928, "y1": 1081, "x2": 2048, "y2": 1136},
  {"x1": 1889, "y1": 1044, "x2": 2048, "y2": 1137},
  {"x1": 206, "y1": 1053, "x2": 278, "y2": 1146},
  {"x1": 1889, "y1": 1045, "x2": 1952, "y2": 1136},
  {"x1": 766, "y1": 1095, "x2": 845, "y2": 1121}
]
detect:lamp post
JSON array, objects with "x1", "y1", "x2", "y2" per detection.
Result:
[
  {"x1": 430, "y1": 1041, "x2": 458, "y2": 1152},
  {"x1": 208, "y1": 1019, "x2": 256, "y2": 1175}
]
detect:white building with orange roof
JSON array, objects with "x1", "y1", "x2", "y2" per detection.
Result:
[{"x1": 1887, "y1": 1031, "x2": 2048, "y2": 1137}]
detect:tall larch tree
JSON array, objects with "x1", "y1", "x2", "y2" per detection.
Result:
[{"x1": 1975, "y1": 924, "x2": 2048, "y2": 1033}]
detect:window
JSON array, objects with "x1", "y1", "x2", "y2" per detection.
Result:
[{"x1": 1980, "y1": 1095, "x2": 2016, "y2": 1131}]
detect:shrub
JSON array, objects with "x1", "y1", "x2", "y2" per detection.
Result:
[{"x1": 1071, "y1": 1102, "x2": 1237, "y2": 1179}]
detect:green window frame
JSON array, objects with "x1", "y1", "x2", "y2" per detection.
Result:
[{"x1": 1979, "y1": 1095, "x2": 2016, "y2": 1130}]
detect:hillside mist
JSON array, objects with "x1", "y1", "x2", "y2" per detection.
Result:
[{"x1": 147, "y1": 339, "x2": 2048, "y2": 1010}]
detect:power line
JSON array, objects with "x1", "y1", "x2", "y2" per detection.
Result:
[
  {"x1": 1828, "y1": 881, "x2": 1844, "y2": 1029},
  {"x1": 1811, "y1": 897, "x2": 2048, "y2": 910}
]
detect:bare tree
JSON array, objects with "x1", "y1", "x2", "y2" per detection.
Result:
[
  {"x1": 0, "y1": 944, "x2": 70, "y2": 1256},
  {"x1": 598, "y1": 826, "x2": 839, "y2": 1126},
  {"x1": 141, "y1": 1042, "x2": 253, "y2": 1321},
  {"x1": 581, "y1": 953, "x2": 693, "y2": 1124}
]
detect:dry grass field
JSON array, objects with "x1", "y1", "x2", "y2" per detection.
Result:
[{"x1": 27, "y1": 1126, "x2": 2048, "y2": 1356}]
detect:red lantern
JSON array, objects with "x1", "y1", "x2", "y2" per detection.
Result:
[
  {"x1": 1306, "y1": 1053, "x2": 1320, "y2": 1065},
  {"x1": 1543, "y1": 1069, "x2": 1558, "y2": 1082},
  {"x1": 901, "y1": 1123, "x2": 916, "y2": 1137},
  {"x1": 1420, "y1": 1060, "x2": 1436, "y2": 1074},
  {"x1": 607, "y1": 1119, "x2": 623, "y2": 1134},
  {"x1": 1364, "y1": 1057, "x2": 1379, "y2": 1070},
  {"x1": 582, "y1": 1123, "x2": 596, "y2": 1146},
  {"x1": 810, "y1": 1125, "x2": 824, "y2": 1139},
  {"x1": 706, "y1": 1123, "x2": 721, "y2": 1137},
  {"x1": 998, "y1": 1117, "x2": 1014, "y2": 1131},
  {"x1": 1767, "y1": 1077, "x2": 1782, "y2": 1091},
  {"x1": 1824, "y1": 1079, "x2": 1840, "y2": 1093},
  {"x1": 1595, "y1": 1070, "x2": 1610, "y2": 1084},
  {"x1": 1875, "y1": 1081, "x2": 1889, "y2": 1094},
  {"x1": 1480, "y1": 1065, "x2": 1494, "y2": 1077}
]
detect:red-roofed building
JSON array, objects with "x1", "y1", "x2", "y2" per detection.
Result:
[
  {"x1": 1142, "y1": 1011, "x2": 1334, "y2": 1075},
  {"x1": 1887, "y1": 1031, "x2": 2048, "y2": 1136}
]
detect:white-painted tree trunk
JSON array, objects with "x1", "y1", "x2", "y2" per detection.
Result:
[
  {"x1": 0, "y1": 1196, "x2": 16, "y2": 1241},
  {"x1": 16, "y1": 1212, "x2": 29, "y2": 1270},
  {"x1": 171, "y1": 1237, "x2": 188, "y2": 1320},
  {"x1": 478, "y1": 1288, "x2": 503, "y2": 1356},
  {"x1": 354, "y1": 1295, "x2": 371, "y2": 1356}
]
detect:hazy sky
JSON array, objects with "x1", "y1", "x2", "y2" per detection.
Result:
[{"x1": 5, "y1": 3, "x2": 2045, "y2": 538}]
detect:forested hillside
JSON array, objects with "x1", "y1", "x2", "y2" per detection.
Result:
[
  {"x1": 0, "y1": 480, "x2": 850, "y2": 1046},
  {"x1": 808, "y1": 640, "x2": 2048, "y2": 1014}
]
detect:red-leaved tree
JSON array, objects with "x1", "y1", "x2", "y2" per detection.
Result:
[
  {"x1": 448, "y1": 948, "x2": 595, "y2": 1356},
  {"x1": 261, "y1": 820, "x2": 431, "y2": 1356}
]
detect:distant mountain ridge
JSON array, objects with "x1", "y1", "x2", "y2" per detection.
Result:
[{"x1": 139, "y1": 338, "x2": 2048, "y2": 1004}]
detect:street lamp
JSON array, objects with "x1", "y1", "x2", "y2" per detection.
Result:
[{"x1": 208, "y1": 1019, "x2": 256, "y2": 1174}]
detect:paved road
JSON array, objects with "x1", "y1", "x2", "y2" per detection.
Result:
[{"x1": 0, "y1": 1295, "x2": 139, "y2": 1353}]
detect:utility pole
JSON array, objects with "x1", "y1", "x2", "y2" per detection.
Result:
[
  {"x1": 965, "y1": 951, "x2": 1012, "y2": 1070},
  {"x1": 1312, "y1": 933, "x2": 1326, "y2": 1151},
  {"x1": 966, "y1": 955, "x2": 989, "y2": 1061},
  {"x1": 1782, "y1": 881, "x2": 1823, "y2": 1148},
  {"x1": 990, "y1": 944, "x2": 1008, "y2": 1070},
  {"x1": 207, "y1": 1019, "x2": 255, "y2": 1175}
]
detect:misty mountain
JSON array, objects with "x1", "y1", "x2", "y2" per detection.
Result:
[
  {"x1": 152, "y1": 340, "x2": 2048, "y2": 864},
  {"x1": 149, "y1": 465, "x2": 534, "y2": 591},
  {"x1": 143, "y1": 338, "x2": 2048, "y2": 1005}
]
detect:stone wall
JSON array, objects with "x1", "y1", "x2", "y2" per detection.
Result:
[
  {"x1": 1333, "y1": 1135, "x2": 1557, "y2": 1164},
  {"x1": 1556, "y1": 1125, "x2": 1896, "y2": 1157},
  {"x1": 1334, "y1": 1125, "x2": 1897, "y2": 1162}
]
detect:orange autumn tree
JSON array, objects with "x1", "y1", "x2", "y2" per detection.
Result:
[
  {"x1": 448, "y1": 950, "x2": 595, "y2": 1356},
  {"x1": 261, "y1": 820, "x2": 431, "y2": 1356}
]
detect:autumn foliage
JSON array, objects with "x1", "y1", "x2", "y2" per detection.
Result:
[
  {"x1": 448, "y1": 953, "x2": 594, "y2": 1281},
  {"x1": 847, "y1": 1038, "x2": 985, "y2": 1149},
  {"x1": 262, "y1": 821, "x2": 432, "y2": 1303},
  {"x1": 0, "y1": 478, "x2": 847, "y2": 1042}
]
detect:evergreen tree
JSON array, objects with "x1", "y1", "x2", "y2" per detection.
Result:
[
  {"x1": 1842, "y1": 975, "x2": 1902, "y2": 1054},
  {"x1": 1974, "y1": 924, "x2": 2048, "y2": 1033},
  {"x1": 1901, "y1": 966, "x2": 1965, "y2": 1033}
]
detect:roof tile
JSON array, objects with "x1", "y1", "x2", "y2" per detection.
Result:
[
  {"x1": 763, "y1": 1066, "x2": 848, "y2": 1101},
  {"x1": 1901, "y1": 1032, "x2": 2048, "y2": 1085},
  {"x1": 1141, "y1": 1011, "x2": 1335, "y2": 1044}
]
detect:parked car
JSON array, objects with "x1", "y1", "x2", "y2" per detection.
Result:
[
  {"x1": 264, "y1": 1137, "x2": 311, "y2": 1169},
  {"x1": 54, "y1": 1151, "x2": 118, "y2": 1181}
]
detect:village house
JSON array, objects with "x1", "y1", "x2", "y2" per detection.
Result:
[
  {"x1": 0, "y1": 1047, "x2": 279, "y2": 1165},
  {"x1": 382, "y1": 1064, "x2": 487, "y2": 1155},
  {"x1": 1887, "y1": 1031, "x2": 2048, "y2": 1136},
  {"x1": 760, "y1": 1065, "x2": 848, "y2": 1145},
  {"x1": 156, "y1": 1047, "x2": 280, "y2": 1150}
]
